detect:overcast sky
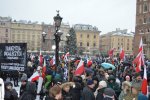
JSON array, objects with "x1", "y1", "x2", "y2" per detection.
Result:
[{"x1": 0, "y1": 0, "x2": 136, "y2": 33}]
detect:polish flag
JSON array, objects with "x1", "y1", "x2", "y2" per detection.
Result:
[
  {"x1": 39, "y1": 50, "x2": 43, "y2": 66},
  {"x1": 141, "y1": 65, "x2": 148, "y2": 96},
  {"x1": 74, "y1": 60, "x2": 85, "y2": 76},
  {"x1": 28, "y1": 71, "x2": 40, "y2": 82},
  {"x1": 139, "y1": 38, "x2": 144, "y2": 66},
  {"x1": 119, "y1": 48, "x2": 125, "y2": 61},
  {"x1": 108, "y1": 48, "x2": 115, "y2": 57},
  {"x1": 87, "y1": 59, "x2": 92, "y2": 67},
  {"x1": 64, "y1": 52, "x2": 70, "y2": 62},
  {"x1": 133, "y1": 38, "x2": 144, "y2": 72},
  {"x1": 42, "y1": 60, "x2": 46, "y2": 78},
  {"x1": 50, "y1": 55, "x2": 55, "y2": 66}
]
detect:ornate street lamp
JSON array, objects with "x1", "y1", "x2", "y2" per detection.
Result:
[
  {"x1": 42, "y1": 32, "x2": 47, "y2": 42},
  {"x1": 53, "y1": 10, "x2": 63, "y2": 69}
]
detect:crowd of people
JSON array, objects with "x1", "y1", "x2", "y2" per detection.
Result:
[{"x1": 0, "y1": 54, "x2": 150, "y2": 100}]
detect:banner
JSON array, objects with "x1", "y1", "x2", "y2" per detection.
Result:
[{"x1": 0, "y1": 43, "x2": 27, "y2": 72}]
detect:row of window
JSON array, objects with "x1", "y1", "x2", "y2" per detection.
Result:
[
  {"x1": 80, "y1": 42, "x2": 96, "y2": 47},
  {"x1": 112, "y1": 38, "x2": 130, "y2": 42},
  {"x1": 80, "y1": 34, "x2": 97, "y2": 38},
  {"x1": 138, "y1": 2, "x2": 150, "y2": 14}
]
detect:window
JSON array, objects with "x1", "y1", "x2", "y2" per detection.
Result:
[
  {"x1": 87, "y1": 42, "x2": 89, "y2": 46},
  {"x1": 143, "y1": 3, "x2": 148, "y2": 12},
  {"x1": 94, "y1": 35, "x2": 96, "y2": 39},
  {"x1": 118, "y1": 43, "x2": 120, "y2": 45},
  {"x1": 93, "y1": 43, "x2": 96, "y2": 47},
  {"x1": 118, "y1": 47, "x2": 119, "y2": 50},
  {"x1": 143, "y1": 18, "x2": 147, "y2": 24},
  {"x1": 80, "y1": 42, "x2": 82, "y2": 46},
  {"x1": 5, "y1": 34, "x2": 8, "y2": 37},
  {"x1": 128, "y1": 39, "x2": 129, "y2": 42},
  {"x1": 87, "y1": 34, "x2": 89, "y2": 38},
  {"x1": 6, "y1": 29, "x2": 8, "y2": 32},
  {"x1": 139, "y1": 4, "x2": 142, "y2": 13},
  {"x1": 127, "y1": 47, "x2": 129, "y2": 50}
]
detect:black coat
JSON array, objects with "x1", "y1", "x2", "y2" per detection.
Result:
[
  {"x1": 19, "y1": 92, "x2": 35, "y2": 100},
  {"x1": 62, "y1": 90, "x2": 72, "y2": 100},
  {"x1": 96, "y1": 88, "x2": 106, "y2": 100},
  {"x1": 82, "y1": 86, "x2": 95, "y2": 100},
  {"x1": 70, "y1": 82, "x2": 82, "y2": 100},
  {"x1": 4, "y1": 89, "x2": 18, "y2": 100}
]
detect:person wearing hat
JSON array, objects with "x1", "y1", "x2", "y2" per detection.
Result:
[
  {"x1": 107, "y1": 75, "x2": 121, "y2": 97},
  {"x1": 119, "y1": 81, "x2": 131, "y2": 100},
  {"x1": 82, "y1": 79, "x2": 95, "y2": 100},
  {"x1": 4, "y1": 81, "x2": 18, "y2": 100},
  {"x1": 95, "y1": 80, "x2": 107, "y2": 100},
  {"x1": 103, "y1": 88, "x2": 115, "y2": 100},
  {"x1": 19, "y1": 73, "x2": 37, "y2": 99},
  {"x1": 123, "y1": 80, "x2": 148, "y2": 100}
]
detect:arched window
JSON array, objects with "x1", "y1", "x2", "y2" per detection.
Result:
[
  {"x1": 143, "y1": 3, "x2": 148, "y2": 12},
  {"x1": 87, "y1": 42, "x2": 89, "y2": 46}
]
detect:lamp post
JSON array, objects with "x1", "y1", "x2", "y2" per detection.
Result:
[{"x1": 53, "y1": 10, "x2": 63, "y2": 70}]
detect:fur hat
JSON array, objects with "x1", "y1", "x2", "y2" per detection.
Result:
[
  {"x1": 122, "y1": 81, "x2": 131, "y2": 89},
  {"x1": 99, "y1": 80, "x2": 107, "y2": 88}
]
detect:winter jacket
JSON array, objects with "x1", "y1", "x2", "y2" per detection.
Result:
[
  {"x1": 62, "y1": 90, "x2": 72, "y2": 100},
  {"x1": 82, "y1": 86, "x2": 95, "y2": 100},
  {"x1": 107, "y1": 75, "x2": 121, "y2": 97},
  {"x1": 19, "y1": 91, "x2": 35, "y2": 100},
  {"x1": 96, "y1": 87, "x2": 106, "y2": 100},
  {"x1": 20, "y1": 81, "x2": 36, "y2": 98},
  {"x1": 138, "y1": 92, "x2": 148, "y2": 100},
  {"x1": 70, "y1": 82, "x2": 82, "y2": 100},
  {"x1": 4, "y1": 89, "x2": 18, "y2": 100}
]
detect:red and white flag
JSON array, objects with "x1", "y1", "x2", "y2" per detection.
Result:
[
  {"x1": 50, "y1": 55, "x2": 55, "y2": 66},
  {"x1": 39, "y1": 50, "x2": 43, "y2": 67},
  {"x1": 108, "y1": 48, "x2": 115, "y2": 57},
  {"x1": 119, "y1": 48, "x2": 125, "y2": 61},
  {"x1": 87, "y1": 59, "x2": 92, "y2": 67},
  {"x1": 28, "y1": 71, "x2": 40, "y2": 82},
  {"x1": 133, "y1": 38, "x2": 145, "y2": 72},
  {"x1": 74, "y1": 60, "x2": 85, "y2": 76},
  {"x1": 141, "y1": 65, "x2": 148, "y2": 96},
  {"x1": 64, "y1": 52, "x2": 70, "y2": 62},
  {"x1": 43, "y1": 59, "x2": 46, "y2": 73}
]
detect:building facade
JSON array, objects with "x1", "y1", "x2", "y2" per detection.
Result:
[
  {"x1": 11, "y1": 20, "x2": 42, "y2": 51},
  {"x1": 0, "y1": 17, "x2": 11, "y2": 43},
  {"x1": 74, "y1": 24, "x2": 100, "y2": 55},
  {"x1": 135, "y1": 0, "x2": 150, "y2": 58},
  {"x1": 100, "y1": 29, "x2": 134, "y2": 56}
]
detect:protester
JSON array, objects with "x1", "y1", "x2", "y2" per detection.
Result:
[
  {"x1": 103, "y1": 88, "x2": 116, "y2": 100},
  {"x1": 95, "y1": 80, "x2": 107, "y2": 100},
  {"x1": 4, "y1": 81, "x2": 18, "y2": 100},
  {"x1": 107, "y1": 75, "x2": 121, "y2": 97},
  {"x1": 119, "y1": 81, "x2": 131, "y2": 100},
  {"x1": 82, "y1": 79, "x2": 95, "y2": 100},
  {"x1": 19, "y1": 74, "x2": 37, "y2": 100},
  {"x1": 61, "y1": 82, "x2": 74, "y2": 100},
  {"x1": 45, "y1": 85, "x2": 63, "y2": 100}
]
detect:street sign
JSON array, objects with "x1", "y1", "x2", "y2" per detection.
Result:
[{"x1": 0, "y1": 43, "x2": 27, "y2": 72}]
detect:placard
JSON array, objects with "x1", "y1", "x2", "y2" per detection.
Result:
[{"x1": 0, "y1": 43, "x2": 27, "y2": 72}]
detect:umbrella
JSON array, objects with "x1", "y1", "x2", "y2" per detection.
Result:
[{"x1": 101, "y1": 63, "x2": 116, "y2": 70}]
